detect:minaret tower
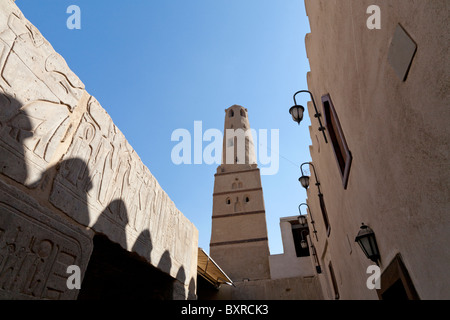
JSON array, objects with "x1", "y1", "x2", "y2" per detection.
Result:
[{"x1": 209, "y1": 105, "x2": 271, "y2": 282}]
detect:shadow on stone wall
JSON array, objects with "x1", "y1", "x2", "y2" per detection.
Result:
[
  {"x1": 0, "y1": 93, "x2": 190, "y2": 300},
  {"x1": 0, "y1": 93, "x2": 32, "y2": 185}
]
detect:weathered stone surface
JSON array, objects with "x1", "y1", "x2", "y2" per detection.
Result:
[
  {"x1": 0, "y1": 179, "x2": 92, "y2": 300},
  {"x1": 0, "y1": 2, "x2": 84, "y2": 186},
  {"x1": 215, "y1": 276, "x2": 323, "y2": 300},
  {"x1": 49, "y1": 96, "x2": 198, "y2": 282},
  {"x1": 0, "y1": 0, "x2": 198, "y2": 299}
]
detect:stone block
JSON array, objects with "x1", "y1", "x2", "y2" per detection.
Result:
[
  {"x1": 0, "y1": 180, "x2": 92, "y2": 300},
  {"x1": 49, "y1": 96, "x2": 197, "y2": 282}
]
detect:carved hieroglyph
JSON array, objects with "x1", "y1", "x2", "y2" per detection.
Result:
[
  {"x1": 50, "y1": 97, "x2": 197, "y2": 279},
  {"x1": 0, "y1": 180, "x2": 92, "y2": 300},
  {"x1": 0, "y1": 4, "x2": 84, "y2": 186}
]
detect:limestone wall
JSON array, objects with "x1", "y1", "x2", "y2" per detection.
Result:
[
  {"x1": 0, "y1": 0, "x2": 198, "y2": 300},
  {"x1": 214, "y1": 277, "x2": 324, "y2": 300}
]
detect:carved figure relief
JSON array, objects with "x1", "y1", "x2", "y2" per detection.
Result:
[{"x1": 0, "y1": 10, "x2": 84, "y2": 186}]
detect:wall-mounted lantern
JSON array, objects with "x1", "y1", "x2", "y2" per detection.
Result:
[
  {"x1": 289, "y1": 90, "x2": 328, "y2": 143},
  {"x1": 355, "y1": 223, "x2": 381, "y2": 265}
]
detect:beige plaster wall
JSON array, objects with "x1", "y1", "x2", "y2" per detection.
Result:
[
  {"x1": 304, "y1": 0, "x2": 449, "y2": 299},
  {"x1": 269, "y1": 217, "x2": 316, "y2": 280}
]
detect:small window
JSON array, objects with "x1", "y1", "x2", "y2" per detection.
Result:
[
  {"x1": 319, "y1": 194, "x2": 331, "y2": 237},
  {"x1": 322, "y1": 94, "x2": 352, "y2": 189},
  {"x1": 244, "y1": 196, "x2": 250, "y2": 203},
  {"x1": 229, "y1": 110, "x2": 234, "y2": 118},
  {"x1": 226, "y1": 198, "x2": 231, "y2": 205},
  {"x1": 240, "y1": 109, "x2": 246, "y2": 118},
  {"x1": 328, "y1": 262, "x2": 340, "y2": 300}
]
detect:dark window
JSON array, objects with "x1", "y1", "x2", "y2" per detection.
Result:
[
  {"x1": 226, "y1": 198, "x2": 231, "y2": 205},
  {"x1": 382, "y1": 279, "x2": 408, "y2": 300},
  {"x1": 291, "y1": 224, "x2": 310, "y2": 258},
  {"x1": 321, "y1": 94, "x2": 352, "y2": 189},
  {"x1": 328, "y1": 262, "x2": 340, "y2": 300},
  {"x1": 319, "y1": 194, "x2": 331, "y2": 237},
  {"x1": 245, "y1": 196, "x2": 250, "y2": 203},
  {"x1": 229, "y1": 110, "x2": 234, "y2": 118},
  {"x1": 240, "y1": 109, "x2": 246, "y2": 118},
  {"x1": 377, "y1": 254, "x2": 420, "y2": 300}
]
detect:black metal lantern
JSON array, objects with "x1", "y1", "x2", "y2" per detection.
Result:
[
  {"x1": 298, "y1": 214, "x2": 307, "y2": 226},
  {"x1": 299, "y1": 230, "x2": 309, "y2": 249},
  {"x1": 289, "y1": 105, "x2": 305, "y2": 124},
  {"x1": 299, "y1": 175, "x2": 310, "y2": 189},
  {"x1": 355, "y1": 223, "x2": 380, "y2": 264},
  {"x1": 289, "y1": 90, "x2": 328, "y2": 143},
  {"x1": 300, "y1": 239, "x2": 308, "y2": 249},
  {"x1": 299, "y1": 162, "x2": 321, "y2": 191}
]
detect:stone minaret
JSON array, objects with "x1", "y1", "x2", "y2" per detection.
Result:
[{"x1": 209, "y1": 105, "x2": 271, "y2": 282}]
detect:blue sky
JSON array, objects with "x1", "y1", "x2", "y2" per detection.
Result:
[{"x1": 17, "y1": 0, "x2": 313, "y2": 255}]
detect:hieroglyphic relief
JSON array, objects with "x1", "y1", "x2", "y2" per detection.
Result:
[
  {"x1": 50, "y1": 97, "x2": 151, "y2": 233},
  {"x1": 0, "y1": 180, "x2": 92, "y2": 300},
  {"x1": 174, "y1": 215, "x2": 193, "y2": 279},
  {"x1": 49, "y1": 96, "x2": 197, "y2": 278},
  {"x1": 0, "y1": 0, "x2": 198, "y2": 295},
  {"x1": 49, "y1": 97, "x2": 195, "y2": 269},
  {"x1": 0, "y1": 3, "x2": 84, "y2": 185}
]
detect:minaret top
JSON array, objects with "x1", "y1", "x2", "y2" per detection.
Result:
[
  {"x1": 220, "y1": 105, "x2": 257, "y2": 171},
  {"x1": 223, "y1": 105, "x2": 249, "y2": 130},
  {"x1": 225, "y1": 104, "x2": 247, "y2": 111},
  {"x1": 224, "y1": 105, "x2": 248, "y2": 123}
]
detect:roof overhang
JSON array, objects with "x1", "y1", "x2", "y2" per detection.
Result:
[{"x1": 197, "y1": 248, "x2": 235, "y2": 289}]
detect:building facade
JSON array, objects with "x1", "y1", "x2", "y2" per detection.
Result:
[{"x1": 301, "y1": 0, "x2": 449, "y2": 299}]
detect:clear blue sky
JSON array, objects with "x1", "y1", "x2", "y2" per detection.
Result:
[{"x1": 17, "y1": 0, "x2": 313, "y2": 255}]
